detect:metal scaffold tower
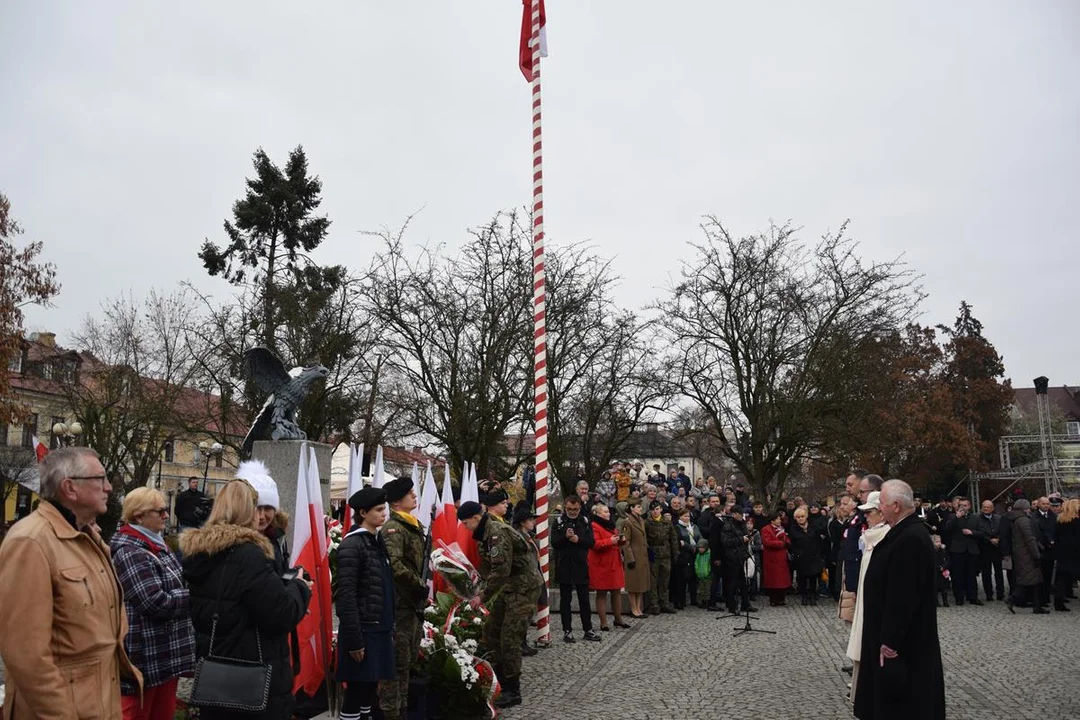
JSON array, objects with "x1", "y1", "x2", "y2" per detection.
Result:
[{"x1": 973, "y1": 375, "x2": 1074, "y2": 504}]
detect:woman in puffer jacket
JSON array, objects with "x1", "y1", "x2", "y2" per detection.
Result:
[{"x1": 336, "y1": 486, "x2": 396, "y2": 720}]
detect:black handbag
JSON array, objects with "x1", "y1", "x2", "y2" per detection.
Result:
[{"x1": 189, "y1": 551, "x2": 273, "y2": 712}]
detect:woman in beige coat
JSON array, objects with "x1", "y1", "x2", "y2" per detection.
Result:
[
  {"x1": 846, "y1": 490, "x2": 889, "y2": 706},
  {"x1": 621, "y1": 498, "x2": 651, "y2": 617}
]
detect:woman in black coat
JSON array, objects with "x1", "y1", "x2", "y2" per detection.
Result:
[
  {"x1": 180, "y1": 480, "x2": 312, "y2": 720},
  {"x1": 336, "y1": 487, "x2": 396, "y2": 720},
  {"x1": 1053, "y1": 499, "x2": 1080, "y2": 611},
  {"x1": 788, "y1": 507, "x2": 826, "y2": 605}
]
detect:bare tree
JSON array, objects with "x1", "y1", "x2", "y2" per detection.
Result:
[
  {"x1": 361, "y1": 212, "x2": 533, "y2": 476},
  {"x1": 658, "y1": 218, "x2": 923, "y2": 500},
  {"x1": 64, "y1": 288, "x2": 209, "y2": 535}
]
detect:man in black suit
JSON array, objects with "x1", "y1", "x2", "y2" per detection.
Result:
[
  {"x1": 974, "y1": 499, "x2": 1005, "y2": 601},
  {"x1": 854, "y1": 480, "x2": 945, "y2": 720},
  {"x1": 1032, "y1": 496, "x2": 1058, "y2": 606},
  {"x1": 944, "y1": 498, "x2": 985, "y2": 605}
]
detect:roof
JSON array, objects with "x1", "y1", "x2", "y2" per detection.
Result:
[
  {"x1": 1013, "y1": 385, "x2": 1080, "y2": 421},
  {"x1": 501, "y1": 426, "x2": 699, "y2": 462},
  {"x1": 8, "y1": 332, "x2": 247, "y2": 437}
]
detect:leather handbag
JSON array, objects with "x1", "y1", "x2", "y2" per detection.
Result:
[
  {"x1": 189, "y1": 552, "x2": 273, "y2": 712},
  {"x1": 838, "y1": 589, "x2": 856, "y2": 623}
]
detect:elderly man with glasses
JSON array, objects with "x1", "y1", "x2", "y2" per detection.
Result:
[{"x1": 0, "y1": 446, "x2": 143, "y2": 719}]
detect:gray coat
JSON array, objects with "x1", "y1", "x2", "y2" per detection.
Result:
[{"x1": 1011, "y1": 514, "x2": 1042, "y2": 588}]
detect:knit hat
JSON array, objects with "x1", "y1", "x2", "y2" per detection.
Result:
[
  {"x1": 458, "y1": 501, "x2": 484, "y2": 520},
  {"x1": 384, "y1": 477, "x2": 414, "y2": 504},
  {"x1": 237, "y1": 459, "x2": 278, "y2": 510},
  {"x1": 349, "y1": 486, "x2": 387, "y2": 512}
]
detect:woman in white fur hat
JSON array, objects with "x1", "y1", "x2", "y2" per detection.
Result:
[{"x1": 237, "y1": 459, "x2": 291, "y2": 574}]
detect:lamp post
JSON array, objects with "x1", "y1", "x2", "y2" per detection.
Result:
[
  {"x1": 199, "y1": 441, "x2": 224, "y2": 493},
  {"x1": 51, "y1": 421, "x2": 83, "y2": 448}
]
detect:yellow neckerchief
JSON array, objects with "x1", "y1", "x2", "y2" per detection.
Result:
[
  {"x1": 490, "y1": 513, "x2": 508, "y2": 524},
  {"x1": 393, "y1": 510, "x2": 421, "y2": 529}
]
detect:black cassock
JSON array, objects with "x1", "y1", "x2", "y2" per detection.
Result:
[{"x1": 854, "y1": 513, "x2": 946, "y2": 720}]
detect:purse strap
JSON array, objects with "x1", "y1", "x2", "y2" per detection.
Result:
[{"x1": 206, "y1": 549, "x2": 264, "y2": 664}]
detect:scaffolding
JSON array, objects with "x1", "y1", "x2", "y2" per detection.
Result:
[{"x1": 972, "y1": 375, "x2": 1075, "y2": 504}]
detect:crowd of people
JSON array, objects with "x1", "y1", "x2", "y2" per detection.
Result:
[{"x1": 1, "y1": 448, "x2": 1076, "y2": 720}]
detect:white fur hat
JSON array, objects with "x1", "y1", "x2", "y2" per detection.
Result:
[{"x1": 237, "y1": 459, "x2": 279, "y2": 510}]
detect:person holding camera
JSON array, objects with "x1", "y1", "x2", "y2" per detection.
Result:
[
  {"x1": 553, "y1": 494, "x2": 600, "y2": 642},
  {"x1": 175, "y1": 476, "x2": 209, "y2": 532}
]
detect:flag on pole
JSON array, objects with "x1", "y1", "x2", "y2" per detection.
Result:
[
  {"x1": 289, "y1": 444, "x2": 333, "y2": 695},
  {"x1": 415, "y1": 460, "x2": 439, "y2": 527},
  {"x1": 460, "y1": 462, "x2": 479, "y2": 504},
  {"x1": 30, "y1": 435, "x2": 49, "y2": 463},
  {"x1": 430, "y1": 463, "x2": 459, "y2": 593},
  {"x1": 372, "y1": 445, "x2": 386, "y2": 488},
  {"x1": 343, "y1": 443, "x2": 364, "y2": 529},
  {"x1": 519, "y1": 0, "x2": 548, "y2": 82}
]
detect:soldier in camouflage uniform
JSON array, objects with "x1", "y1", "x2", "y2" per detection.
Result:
[
  {"x1": 459, "y1": 497, "x2": 542, "y2": 710},
  {"x1": 645, "y1": 501, "x2": 678, "y2": 614},
  {"x1": 378, "y1": 477, "x2": 428, "y2": 720}
]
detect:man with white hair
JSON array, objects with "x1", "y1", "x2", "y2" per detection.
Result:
[
  {"x1": 853, "y1": 479, "x2": 945, "y2": 720},
  {"x1": 0, "y1": 447, "x2": 143, "y2": 718}
]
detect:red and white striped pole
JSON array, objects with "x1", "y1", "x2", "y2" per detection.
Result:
[{"x1": 529, "y1": 0, "x2": 551, "y2": 647}]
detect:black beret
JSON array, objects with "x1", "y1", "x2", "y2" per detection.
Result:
[
  {"x1": 349, "y1": 486, "x2": 387, "y2": 512},
  {"x1": 458, "y1": 501, "x2": 483, "y2": 520},
  {"x1": 512, "y1": 505, "x2": 536, "y2": 526},
  {"x1": 384, "y1": 477, "x2": 414, "y2": 504},
  {"x1": 649, "y1": 500, "x2": 664, "y2": 511},
  {"x1": 481, "y1": 489, "x2": 509, "y2": 506}
]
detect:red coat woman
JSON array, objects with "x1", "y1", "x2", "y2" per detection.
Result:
[
  {"x1": 761, "y1": 516, "x2": 792, "y2": 605},
  {"x1": 589, "y1": 515, "x2": 626, "y2": 591}
]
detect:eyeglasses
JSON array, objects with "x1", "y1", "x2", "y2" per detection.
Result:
[
  {"x1": 69, "y1": 475, "x2": 109, "y2": 486},
  {"x1": 147, "y1": 508, "x2": 169, "y2": 516}
]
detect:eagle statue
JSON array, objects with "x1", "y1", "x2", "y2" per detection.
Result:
[{"x1": 240, "y1": 346, "x2": 329, "y2": 457}]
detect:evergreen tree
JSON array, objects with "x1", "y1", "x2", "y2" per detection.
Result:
[{"x1": 198, "y1": 146, "x2": 330, "y2": 352}]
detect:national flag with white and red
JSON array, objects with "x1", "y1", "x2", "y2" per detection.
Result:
[
  {"x1": 289, "y1": 445, "x2": 334, "y2": 695},
  {"x1": 519, "y1": 0, "x2": 548, "y2": 82}
]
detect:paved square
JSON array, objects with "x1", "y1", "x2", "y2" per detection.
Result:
[{"x1": 504, "y1": 601, "x2": 1076, "y2": 720}]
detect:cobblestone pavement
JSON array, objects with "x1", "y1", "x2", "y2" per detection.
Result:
[{"x1": 502, "y1": 599, "x2": 1077, "y2": 720}]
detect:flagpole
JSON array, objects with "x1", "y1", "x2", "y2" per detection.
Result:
[{"x1": 529, "y1": 0, "x2": 552, "y2": 647}]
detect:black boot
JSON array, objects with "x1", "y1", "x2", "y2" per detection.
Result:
[
  {"x1": 521, "y1": 639, "x2": 538, "y2": 656},
  {"x1": 494, "y1": 676, "x2": 523, "y2": 708},
  {"x1": 941, "y1": 593, "x2": 949, "y2": 608}
]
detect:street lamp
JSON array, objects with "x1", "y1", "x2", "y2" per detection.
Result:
[
  {"x1": 199, "y1": 441, "x2": 224, "y2": 492},
  {"x1": 52, "y1": 421, "x2": 83, "y2": 447}
]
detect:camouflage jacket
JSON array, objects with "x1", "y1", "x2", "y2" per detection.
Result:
[
  {"x1": 473, "y1": 513, "x2": 542, "y2": 602},
  {"x1": 382, "y1": 510, "x2": 428, "y2": 610},
  {"x1": 645, "y1": 517, "x2": 679, "y2": 561}
]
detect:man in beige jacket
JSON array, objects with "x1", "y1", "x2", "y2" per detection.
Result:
[{"x1": 0, "y1": 447, "x2": 142, "y2": 719}]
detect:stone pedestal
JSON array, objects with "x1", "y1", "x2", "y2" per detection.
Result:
[{"x1": 252, "y1": 440, "x2": 333, "y2": 518}]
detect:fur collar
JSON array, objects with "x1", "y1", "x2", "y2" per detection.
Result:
[{"x1": 179, "y1": 522, "x2": 275, "y2": 560}]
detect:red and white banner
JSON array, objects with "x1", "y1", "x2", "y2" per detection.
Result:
[
  {"x1": 289, "y1": 444, "x2": 334, "y2": 695},
  {"x1": 519, "y1": 0, "x2": 548, "y2": 82},
  {"x1": 342, "y1": 442, "x2": 364, "y2": 529}
]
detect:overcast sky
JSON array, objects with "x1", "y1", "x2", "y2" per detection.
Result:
[{"x1": 3, "y1": 1, "x2": 1077, "y2": 388}]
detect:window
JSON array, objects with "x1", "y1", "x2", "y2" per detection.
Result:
[
  {"x1": 164, "y1": 439, "x2": 175, "y2": 463},
  {"x1": 22, "y1": 413, "x2": 38, "y2": 448},
  {"x1": 7, "y1": 353, "x2": 21, "y2": 373},
  {"x1": 1068, "y1": 421, "x2": 1080, "y2": 437},
  {"x1": 214, "y1": 452, "x2": 223, "y2": 469}
]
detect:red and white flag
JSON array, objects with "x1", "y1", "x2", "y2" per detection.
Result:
[
  {"x1": 415, "y1": 460, "x2": 439, "y2": 528},
  {"x1": 290, "y1": 444, "x2": 333, "y2": 695},
  {"x1": 519, "y1": 0, "x2": 548, "y2": 82},
  {"x1": 343, "y1": 443, "x2": 364, "y2": 529},
  {"x1": 430, "y1": 463, "x2": 459, "y2": 592},
  {"x1": 31, "y1": 435, "x2": 49, "y2": 463}
]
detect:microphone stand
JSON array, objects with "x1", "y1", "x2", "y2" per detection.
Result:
[{"x1": 715, "y1": 542, "x2": 775, "y2": 637}]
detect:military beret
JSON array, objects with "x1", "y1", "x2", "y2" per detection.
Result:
[
  {"x1": 458, "y1": 501, "x2": 484, "y2": 520},
  {"x1": 512, "y1": 505, "x2": 536, "y2": 526},
  {"x1": 384, "y1": 477, "x2": 414, "y2": 504},
  {"x1": 481, "y1": 489, "x2": 509, "y2": 506},
  {"x1": 349, "y1": 486, "x2": 387, "y2": 512}
]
